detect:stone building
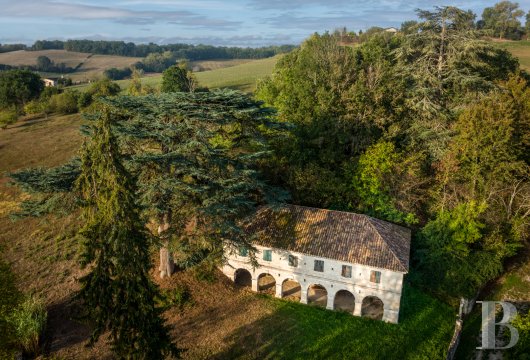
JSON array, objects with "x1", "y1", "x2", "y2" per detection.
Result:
[
  {"x1": 222, "y1": 205, "x2": 411, "y2": 323},
  {"x1": 43, "y1": 78, "x2": 58, "y2": 87}
]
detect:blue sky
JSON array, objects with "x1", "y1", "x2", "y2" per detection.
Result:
[{"x1": 0, "y1": 0, "x2": 529, "y2": 47}]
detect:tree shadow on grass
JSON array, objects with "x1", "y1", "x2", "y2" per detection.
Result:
[
  {"x1": 212, "y1": 285, "x2": 456, "y2": 360},
  {"x1": 41, "y1": 295, "x2": 96, "y2": 358}
]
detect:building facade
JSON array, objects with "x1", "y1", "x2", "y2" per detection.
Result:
[{"x1": 221, "y1": 205, "x2": 411, "y2": 324}]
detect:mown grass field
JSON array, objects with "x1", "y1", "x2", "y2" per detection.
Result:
[
  {"x1": 0, "y1": 113, "x2": 456, "y2": 359},
  {"x1": 493, "y1": 39, "x2": 530, "y2": 71},
  {"x1": 70, "y1": 55, "x2": 280, "y2": 93},
  {"x1": 0, "y1": 50, "x2": 142, "y2": 81}
]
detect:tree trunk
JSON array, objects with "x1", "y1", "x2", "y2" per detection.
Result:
[{"x1": 158, "y1": 213, "x2": 175, "y2": 278}]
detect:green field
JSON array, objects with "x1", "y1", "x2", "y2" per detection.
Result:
[
  {"x1": 494, "y1": 40, "x2": 530, "y2": 71},
  {"x1": 70, "y1": 55, "x2": 280, "y2": 93},
  {"x1": 220, "y1": 285, "x2": 456, "y2": 360}
]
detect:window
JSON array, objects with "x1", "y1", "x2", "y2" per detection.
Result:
[
  {"x1": 314, "y1": 260, "x2": 324, "y2": 272},
  {"x1": 288, "y1": 255, "x2": 298, "y2": 267},
  {"x1": 238, "y1": 247, "x2": 248, "y2": 257},
  {"x1": 263, "y1": 249, "x2": 272, "y2": 262},
  {"x1": 341, "y1": 265, "x2": 352, "y2": 278},
  {"x1": 370, "y1": 270, "x2": 381, "y2": 284}
]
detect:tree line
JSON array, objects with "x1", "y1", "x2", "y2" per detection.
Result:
[
  {"x1": 256, "y1": 6, "x2": 530, "y2": 302},
  {"x1": 27, "y1": 39, "x2": 295, "y2": 60}
]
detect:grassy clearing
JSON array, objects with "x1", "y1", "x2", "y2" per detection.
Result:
[
  {"x1": 493, "y1": 40, "x2": 530, "y2": 71},
  {"x1": 213, "y1": 285, "x2": 455, "y2": 360}
]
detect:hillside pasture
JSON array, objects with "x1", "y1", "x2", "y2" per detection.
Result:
[
  {"x1": 493, "y1": 39, "x2": 530, "y2": 71},
  {"x1": 70, "y1": 54, "x2": 142, "y2": 81},
  {"x1": 0, "y1": 50, "x2": 142, "y2": 81},
  {"x1": 69, "y1": 55, "x2": 280, "y2": 93},
  {"x1": 190, "y1": 58, "x2": 252, "y2": 72},
  {"x1": 0, "y1": 49, "x2": 90, "y2": 68}
]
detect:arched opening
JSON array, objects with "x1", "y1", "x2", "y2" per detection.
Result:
[
  {"x1": 361, "y1": 296, "x2": 384, "y2": 320},
  {"x1": 281, "y1": 279, "x2": 301, "y2": 301},
  {"x1": 307, "y1": 284, "x2": 327, "y2": 308},
  {"x1": 334, "y1": 290, "x2": 355, "y2": 313},
  {"x1": 234, "y1": 268, "x2": 252, "y2": 288},
  {"x1": 257, "y1": 273, "x2": 276, "y2": 294}
]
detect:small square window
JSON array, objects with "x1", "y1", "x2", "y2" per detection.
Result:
[
  {"x1": 314, "y1": 260, "x2": 324, "y2": 272},
  {"x1": 263, "y1": 249, "x2": 272, "y2": 261},
  {"x1": 288, "y1": 255, "x2": 298, "y2": 267},
  {"x1": 370, "y1": 270, "x2": 381, "y2": 284},
  {"x1": 341, "y1": 265, "x2": 352, "y2": 278},
  {"x1": 238, "y1": 247, "x2": 248, "y2": 257}
]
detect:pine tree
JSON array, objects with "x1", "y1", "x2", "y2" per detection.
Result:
[
  {"x1": 11, "y1": 90, "x2": 288, "y2": 277},
  {"x1": 99, "y1": 90, "x2": 288, "y2": 276},
  {"x1": 395, "y1": 6, "x2": 519, "y2": 159},
  {"x1": 75, "y1": 110, "x2": 177, "y2": 359}
]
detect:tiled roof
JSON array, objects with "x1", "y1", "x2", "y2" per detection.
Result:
[{"x1": 244, "y1": 205, "x2": 411, "y2": 273}]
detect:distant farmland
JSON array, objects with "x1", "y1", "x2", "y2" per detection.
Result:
[
  {"x1": 0, "y1": 50, "x2": 142, "y2": 81},
  {"x1": 71, "y1": 55, "x2": 281, "y2": 93}
]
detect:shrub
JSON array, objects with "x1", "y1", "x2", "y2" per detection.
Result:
[
  {"x1": 10, "y1": 295, "x2": 47, "y2": 356},
  {"x1": 0, "y1": 108, "x2": 18, "y2": 129},
  {"x1": 161, "y1": 285, "x2": 193, "y2": 310},
  {"x1": 24, "y1": 99, "x2": 50, "y2": 116},
  {"x1": 86, "y1": 78, "x2": 121, "y2": 98},
  {"x1": 77, "y1": 92, "x2": 93, "y2": 109},
  {"x1": 49, "y1": 91, "x2": 79, "y2": 114}
]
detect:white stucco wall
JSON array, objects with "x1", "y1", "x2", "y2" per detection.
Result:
[{"x1": 222, "y1": 244, "x2": 406, "y2": 323}]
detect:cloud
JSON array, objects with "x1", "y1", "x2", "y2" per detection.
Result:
[
  {"x1": 68, "y1": 33, "x2": 298, "y2": 47},
  {"x1": 248, "y1": 0, "x2": 525, "y2": 11},
  {"x1": 0, "y1": 0, "x2": 241, "y2": 29}
]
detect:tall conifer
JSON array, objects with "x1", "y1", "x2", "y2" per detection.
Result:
[{"x1": 75, "y1": 110, "x2": 177, "y2": 358}]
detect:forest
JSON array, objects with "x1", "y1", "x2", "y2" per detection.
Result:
[
  {"x1": 1, "y1": 2, "x2": 530, "y2": 359},
  {"x1": 26, "y1": 39, "x2": 296, "y2": 60}
]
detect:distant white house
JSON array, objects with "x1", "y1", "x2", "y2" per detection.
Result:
[
  {"x1": 384, "y1": 27, "x2": 399, "y2": 33},
  {"x1": 43, "y1": 78, "x2": 58, "y2": 87},
  {"x1": 222, "y1": 205, "x2": 411, "y2": 324}
]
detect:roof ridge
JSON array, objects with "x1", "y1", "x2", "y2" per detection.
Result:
[{"x1": 365, "y1": 217, "x2": 408, "y2": 272}]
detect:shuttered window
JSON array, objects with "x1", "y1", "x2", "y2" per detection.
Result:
[
  {"x1": 238, "y1": 247, "x2": 248, "y2": 257},
  {"x1": 370, "y1": 270, "x2": 381, "y2": 283},
  {"x1": 288, "y1": 255, "x2": 298, "y2": 267},
  {"x1": 314, "y1": 260, "x2": 324, "y2": 272},
  {"x1": 341, "y1": 265, "x2": 352, "y2": 278},
  {"x1": 263, "y1": 249, "x2": 272, "y2": 261}
]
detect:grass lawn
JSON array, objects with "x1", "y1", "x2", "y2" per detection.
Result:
[
  {"x1": 493, "y1": 39, "x2": 530, "y2": 71},
  {"x1": 216, "y1": 285, "x2": 456, "y2": 360}
]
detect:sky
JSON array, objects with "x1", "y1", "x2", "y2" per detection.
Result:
[{"x1": 1, "y1": 0, "x2": 529, "y2": 47}]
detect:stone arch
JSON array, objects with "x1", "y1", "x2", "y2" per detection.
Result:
[
  {"x1": 257, "y1": 273, "x2": 276, "y2": 294},
  {"x1": 333, "y1": 289, "x2": 355, "y2": 313},
  {"x1": 281, "y1": 278, "x2": 301, "y2": 301},
  {"x1": 307, "y1": 284, "x2": 328, "y2": 308},
  {"x1": 361, "y1": 295, "x2": 384, "y2": 320},
  {"x1": 234, "y1": 268, "x2": 252, "y2": 288}
]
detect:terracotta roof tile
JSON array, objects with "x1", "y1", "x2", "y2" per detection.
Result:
[{"x1": 245, "y1": 205, "x2": 411, "y2": 272}]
